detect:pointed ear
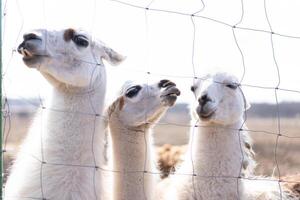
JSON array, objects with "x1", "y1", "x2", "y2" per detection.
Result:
[
  {"x1": 102, "y1": 46, "x2": 125, "y2": 66},
  {"x1": 238, "y1": 87, "x2": 251, "y2": 111},
  {"x1": 245, "y1": 100, "x2": 251, "y2": 111},
  {"x1": 118, "y1": 96, "x2": 125, "y2": 110},
  {"x1": 106, "y1": 96, "x2": 125, "y2": 119}
]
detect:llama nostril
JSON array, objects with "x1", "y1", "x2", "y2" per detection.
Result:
[
  {"x1": 159, "y1": 80, "x2": 176, "y2": 88},
  {"x1": 201, "y1": 94, "x2": 208, "y2": 101},
  {"x1": 199, "y1": 94, "x2": 211, "y2": 105},
  {"x1": 23, "y1": 33, "x2": 40, "y2": 41}
]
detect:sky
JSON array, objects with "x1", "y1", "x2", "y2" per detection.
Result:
[{"x1": 3, "y1": 0, "x2": 300, "y2": 104}]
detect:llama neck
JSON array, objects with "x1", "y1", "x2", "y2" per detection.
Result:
[
  {"x1": 110, "y1": 123, "x2": 155, "y2": 200},
  {"x1": 189, "y1": 120, "x2": 245, "y2": 199},
  {"x1": 5, "y1": 70, "x2": 111, "y2": 199},
  {"x1": 42, "y1": 74, "x2": 107, "y2": 166},
  {"x1": 192, "y1": 121, "x2": 244, "y2": 175}
]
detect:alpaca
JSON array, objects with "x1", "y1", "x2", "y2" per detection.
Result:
[
  {"x1": 157, "y1": 73, "x2": 299, "y2": 200},
  {"x1": 4, "y1": 28, "x2": 124, "y2": 200},
  {"x1": 106, "y1": 80, "x2": 180, "y2": 200}
]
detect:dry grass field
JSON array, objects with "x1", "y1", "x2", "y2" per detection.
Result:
[
  {"x1": 247, "y1": 118, "x2": 300, "y2": 176},
  {"x1": 3, "y1": 112, "x2": 300, "y2": 183},
  {"x1": 154, "y1": 117, "x2": 300, "y2": 177}
]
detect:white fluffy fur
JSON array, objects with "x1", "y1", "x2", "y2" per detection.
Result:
[
  {"x1": 156, "y1": 73, "x2": 298, "y2": 200},
  {"x1": 156, "y1": 73, "x2": 254, "y2": 200},
  {"x1": 107, "y1": 80, "x2": 180, "y2": 200},
  {"x1": 4, "y1": 28, "x2": 124, "y2": 200}
]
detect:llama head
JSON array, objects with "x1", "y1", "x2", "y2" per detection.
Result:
[
  {"x1": 191, "y1": 73, "x2": 250, "y2": 125},
  {"x1": 17, "y1": 28, "x2": 124, "y2": 88},
  {"x1": 108, "y1": 80, "x2": 180, "y2": 129}
]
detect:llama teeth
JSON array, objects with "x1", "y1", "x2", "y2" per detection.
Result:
[
  {"x1": 19, "y1": 47, "x2": 26, "y2": 57},
  {"x1": 169, "y1": 94, "x2": 177, "y2": 97},
  {"x1": 20, "y1": 47, "x2": 33, "y2": 58},
  {"x1": 23, "y1": 49, "x2": 33, "y2": 57}
]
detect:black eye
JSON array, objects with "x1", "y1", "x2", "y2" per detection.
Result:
[
  {"x1": 191, "y1": 86, "x2": 196, "y2": 92},
  {"x1": 226, "y1": 83, "x2": 238, "y2": 90},
  {"x1": 125, "y1": 85, "x2": 142, "y2": 98},
  {"x1": 72, "y1": 35, "x2": 89, "y2": 47}
]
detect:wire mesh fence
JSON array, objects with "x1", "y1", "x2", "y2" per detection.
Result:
[{"x1": 2, "y1": 0, "x2": 300, "y2": 199}]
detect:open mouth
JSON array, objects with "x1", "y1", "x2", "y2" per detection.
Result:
[
  {"x1": 20, "y1": 48, "x2": 32, "y2": 58},
  {"x1": 160, "y1": 86, "x2": 181, "y2": 106},
  {"x1": 164, "y1": 92, "x2": 180, "y2": 98},
  {"x1": 161, "y1": 86, "x2": 181, "y2": 98},
  {"x1": 19, "y1": 47, "x2": 40, "y2": 60},
  {"x1": 18, "y1": 35, "x2": 45, "y2": 65},
  {"x1": 18, "y1": 46, "x2": 46, "y2": 66}
]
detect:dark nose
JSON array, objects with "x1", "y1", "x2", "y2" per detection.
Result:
[
  {"x1": 198, "y1": 94, "x2": 212, "y2": 105},
  {"x1": 158, "y1": 79, "x2": 176, "y2": 88},
  {"x1": 18, "y1": 33, "x2": 41, "y2": 54},
  {"x1": 23, "y1": 33, "x2": 40, "y2": 41}
]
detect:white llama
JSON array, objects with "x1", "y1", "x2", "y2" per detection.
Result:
[
  {"x1": 4, "y1": 28, "x2": 124, "y2": 200},
  {"x1": 106, "y1": 80, "x2": 180, "y2": 200},
  {"x1": 159, "y1": 74, "x2": 254, "y2": 200},
  {"x1": 157, "y1": 72, "x2": 255, "y2": 200},
  {"x1": 157, "y1": 73, "x2": 299, "y2": 200}
]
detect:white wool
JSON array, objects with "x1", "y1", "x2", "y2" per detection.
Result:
[
  {"x1": 108, "y1": 80, "x2": 180, "y2": 200},
  {"x1": 156, "y1": 73, "x2": 254, "y2": 200},
  {"x1": 4, "y1": 28, "x2": 124, "y2": 200},
  {"x1": 156, "y1": 73, "x2": 298, "y2": 200}
]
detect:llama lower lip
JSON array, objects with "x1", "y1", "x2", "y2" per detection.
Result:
[
  {"x1": 23, "y1": 54, "x2": 41, "y2": 60},
  {"x1": 167, "y1": 93, "x2": 178, "y2": 97},
  {"x1": 197, "y1": 107, "x2": 216, "y2": 119},
  {"x1": 20, "y1": 48, "x2": 40, "y2": 59},
  {"x1": 22, "y1": 55, "x2": 44, "y2": 67},
  {"x1": 200, "y1": 112, "x2": 214, "y2": 118},
  {"x1": 164, "y1": 89, "x2": 181, "y2": 96},
  {"x1": 161, "y1": 93, "x2": 179, "y2": 101}
]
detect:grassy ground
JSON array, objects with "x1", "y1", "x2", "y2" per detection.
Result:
[
  {"x1": 154, "y1": 117, "x2": 300, "y2": 177},
  {"x1": 3, "y1": 114, "x2": 300, "y2": 181},
  {"x1": 247, "y1": 118, "x2": 300, "y2": 176}
]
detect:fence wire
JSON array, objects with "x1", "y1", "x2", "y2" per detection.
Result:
[{"x1": 2, "y1": 0, "x2": 300, "y2": 199}]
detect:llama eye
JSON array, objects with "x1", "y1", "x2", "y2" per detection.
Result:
[
  {"x1": 226, "y1": 83, "x2": 238, "y2": 90},
  {"x1": 125, "y1": 85, "x2": 142, "y2": 98},
  {"x1": 72, "y1": 35, "x2": 89, "y2": 47},
  {"x1": 191, "y1": 86, "x2": 196, "y2": 92}
]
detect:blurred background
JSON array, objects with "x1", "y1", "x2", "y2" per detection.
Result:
[{"x1": 2, "y1": 0, "x2": 300, "y2": 181}]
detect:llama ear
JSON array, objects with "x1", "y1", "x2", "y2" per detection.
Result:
[
  {"x1": 119, "y1": 96, "x2": 125, "y2": 110},
  {"x1": 102, "y1": 46, "x2": 125, "y2": 66},
  {"x1": 244, "y1": 100, "x2": 251, "y2": 111},
  {"x1": 106, "y1": 96, "x2": 125, "y2": 119},
  {"x1": 239, "y1": 87, "x2": 251, "y2": 111}
]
